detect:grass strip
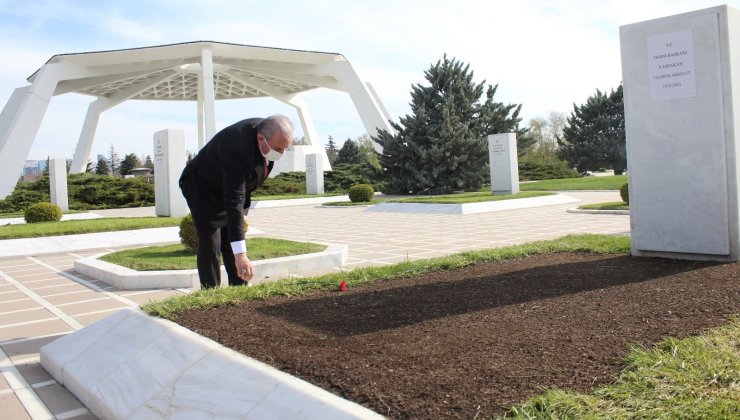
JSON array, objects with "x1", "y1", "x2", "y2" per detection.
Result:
[
  {"x1": 506, "y1": 318, "x2": 740, "y2": 419},
  {"x1": 0, "y1": 217, "x2": 182, "y2": 240},
  {"x1": 578, "y1": 201, "x2": 630, "y2": 211},
  {"x1": 389, "y1": 191, "x2": 552, "y2": 204},
  {"x1": 521, "y1": 175, "x2": 627, "y2": 191},
  {"x1": 100, "y1": 239, "x2": 326, "y2": 271},
  {"x1": 142, "y1": 233, "x2": 630, "y2": 320}
]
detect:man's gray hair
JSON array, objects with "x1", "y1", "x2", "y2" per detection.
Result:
[{"x1": 259, "y1": 114, "x2": 294, "y2": 140}]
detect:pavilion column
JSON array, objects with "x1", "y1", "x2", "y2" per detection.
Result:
[
  {"x1": 197, "y1": 75, "x2": 205, "y2": 149},
  {"x1": 0, "y1": 64, "x2": 63, "y2": 198},
  {"x1": 70, "y1": 100, "x2": 105, "y2": 173},
  {"x1": 200, "y1": 47, "x2": 216, "y2": 144}
]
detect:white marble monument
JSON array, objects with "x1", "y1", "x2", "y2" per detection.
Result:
[
  {"x1": 488, "y1": 133, "x2": 519, "y2": 195},
  {"x1": 153, "y1": 129, "x2": 188, "y2": 217},
  {"x1": 620, "y1": 5, "x2": 740, "y2": 262},
  {"x1": 305, "y1": 153, "x2": 324, "y2": 195},
  {"x1": 48, "y1": 158, "x2": 68, "y2": 212}
]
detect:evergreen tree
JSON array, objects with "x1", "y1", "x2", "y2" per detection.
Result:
[
  {"x1": 95, "y1": 156, "x2": 110, "y2": 176},
  {"x1": 119, "y1": 153, "x2": 142, "y2": 176},
  {"x1": 557, "y1": 85, "x2": 625, "y2": 175},
  {"x1": 335, "y1": 139, "x2": 363, "y2": 165},
  {"x1": 325, "y1": 136, "x2": 338, "y2": 166},
  {"x1": 375, "y1": 55, "x2": 525, "y2": 194},
  {"x1": 144, "y1": 155, "x2": 154, "y2": 170},
  {"x1": 357, "y1": 134, "x2": 381, "y2": 169},
  {"x1": 85, "y1": 160, "x2": 94, "y2": 173}
]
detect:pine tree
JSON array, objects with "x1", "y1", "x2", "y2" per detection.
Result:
[
  {"x1": 95, "y1": 156, "x2": 110, "y2": 175},
  {"x1": 557, "y1": 85, "x2": 625, "y2": 175},
  {"x1": 144, "y1": 155, "x2": 154, "y2": 170},
  {"x1": 375, "y1": 55, "x2": 525, "y2": 194},
  {"x1": 336, "y1": 139, "x2": 363, "y2": 165},
  {"x1": 325, "y1": 136, "x2": 338, "y2": 166},
  {"x1": 119, "y1": 153, "x2": 142, "y2": 176},
  {"x1": 85, "y1": 160, "x2": 94, "y2": 173}
]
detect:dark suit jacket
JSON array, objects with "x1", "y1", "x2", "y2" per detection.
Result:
[{"x1": 179, "y1": 118, "x2": 273, "y2": 243}]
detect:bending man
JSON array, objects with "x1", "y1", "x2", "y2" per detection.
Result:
[{"x1": 179, "y1": 114, "x2": 294, "y2": 288}]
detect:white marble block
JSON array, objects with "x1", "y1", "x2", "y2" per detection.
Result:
[
  {"x1": 620, "y1": 5, "x2": 740, "y2": 261},
  {"x1": 305, "y1": 153, "x2": 324, "y2": 195},
  {"x1": 488, "y1": 133, "x2": 519, "y2": 195},
  {"x1": 153, "y1": 129, "x2": 188, "y2": 217},
  {"x1": 49, "y1": 157, "x2": 68, "y2": 211}
]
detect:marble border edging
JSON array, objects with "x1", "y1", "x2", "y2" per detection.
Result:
[
  {"x1": 566, "y1": 208, "x2": 630, "y2": 215},
  {"x1": 39, "y1": 308, "x2": 382, "y2": 419},
  {"x1": 74, "y1": 244, "x2": 348, "y2": 289}
]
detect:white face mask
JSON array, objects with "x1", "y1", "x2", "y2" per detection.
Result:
[{"x1": 260, "y1": 137, "x2": 284, "y2": 161}]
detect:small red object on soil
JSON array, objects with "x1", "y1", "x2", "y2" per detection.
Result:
[{"x1": 338, "y1": 280, "x2": 347, "y2": 292}]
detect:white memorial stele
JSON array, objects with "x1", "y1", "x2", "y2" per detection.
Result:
[
  {"x1": 48, "y1": 157, "x2": 68, "y2": 212},
  {"x1": 305, "y1": 153, "x2": 324, "y2": 195},
  {"x1": 153, "y1": 129, "x2": 189, "y2": 217},
  {"x1": 620, "y1": 5, "x2": 740, "y2": 262},
  {"x1": 488, "y1": 133, "x2": 519, "y2": 195}
]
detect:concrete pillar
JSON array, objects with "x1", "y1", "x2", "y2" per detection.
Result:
[
  {"x1": 49, "y1": 158, "x2": 69, "y2": 212},
  {"x1": 488, "y1": 133, "x2": 519, "y2": 195},
  {"x1": 70, "y1": 101, "x2": 104, "y2": 174},
  {"x1": 200, "y1": 47, "x2": 216, "y2": 143},
  {"x1": 305, "y1": 153, "x2": 324, "y2": 195},
  {"x1": 0, "y1": 64, "x2": 62, "y2": 198},
  {"x1": 153, "y1": 129, "x2": 188, "y2": 217}
]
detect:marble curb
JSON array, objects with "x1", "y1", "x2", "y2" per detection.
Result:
[
  {"x1": 40, "y1": 308, "x2": 382, "y2": 419},
  {"x1": 566, "y1": 208, "x2": 630, "y2": 215},
  {"x1": 365, "y1": 194, "x2": 580, "y2": 214},
  {"x1": 0, "y1": 212, "x2": 103, "y2": 225},
  {"x1": 74, "y1": 244, "x2": 348, "y2": 289}
]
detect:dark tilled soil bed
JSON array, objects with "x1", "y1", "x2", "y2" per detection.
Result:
[{"x1": 175, "y1": 253, "x2": 739, "y2": 418}]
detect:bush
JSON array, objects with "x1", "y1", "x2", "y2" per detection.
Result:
[
  {"x1": 24, "y1": 202, "x2": 62, "y2": 223},
  {"x1": 348, "y1": 184, "x2": 374, "y2": 202},
  {"x1": 179, "y1": 213, "x2": 249, "y2": 253},
  {"x1": 518, "y1": 161, "x2": 581, "y2": 181},
  {"x1": 620, "y1": 182, "x2": 629, "y2": 204},
  {"x1": 254, "y1": 173, "x2": 304, "y2": 196}
]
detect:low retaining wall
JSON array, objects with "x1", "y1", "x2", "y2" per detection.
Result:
[{"x1": 75, "y1": 244, "x2": 348, "y2": 289}]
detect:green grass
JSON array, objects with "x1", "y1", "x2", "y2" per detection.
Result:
[
  {"x1": 506, "y1": 318, "x2": 740, "y2": 419},
  {"x1": 579, "y1": 201, "x2": 630, "y2": 211},
  {"x1": 142, "y1": 233, "x2": 630, "y2": 320},
  {"x1": 0, "y1": 211, "x2": 26, "y2": 219},
  {"x1": 252, "y1": 192, "x2": 345, "y2": 200},
  {"x1": 521, "y1": 175, "x2": 627, "y2": 191},
  {"x1": 323, "y1": 198, "x2": 389, "y2": 207},
  {"x1": 100, "y1": 239, "x2": 326, "y2": 270},
  {"x1": 0, "y1": 217, "x2": 182, "y2": 239},
  {"x1": 389, "y1": 191, "x2": 552, "y2": 204}
]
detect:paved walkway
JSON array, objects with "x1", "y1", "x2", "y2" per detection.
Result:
[{"x1": 0, "y1": 191, "x2": 629, "y2": 419}]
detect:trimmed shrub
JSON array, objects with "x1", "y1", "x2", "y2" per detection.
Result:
[
  {"x1": 179, "y1": 213, "x2": 249, "y2": 253},
  {"x1": 620, "y1": 182, "x2": 629, "y2": 204},
  {"x1": 24, "y1": 202, "x2": 62, "y2": 223},
  {"x1": 348, "y1": 184, "x2": 374, "y2": 202},
  {"x1": 179, "y1": 214, "x2": 199, "y2": 252}
]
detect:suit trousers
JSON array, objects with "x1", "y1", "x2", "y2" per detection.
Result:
[{"x1": 179, "y1": 173, "x2": 246, "y2": 289}]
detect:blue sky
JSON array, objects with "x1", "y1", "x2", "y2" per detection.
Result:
[{"x1": 0, "y1": 0, "x2": 736, "y2": 161}]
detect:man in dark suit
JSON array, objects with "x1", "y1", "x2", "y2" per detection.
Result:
[{"x1": 179, "y1": 114, "x2": 294, "y2": 289}]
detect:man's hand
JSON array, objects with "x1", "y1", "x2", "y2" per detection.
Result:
[{"x1": 234, "y1": 253, "x2": 253, "y2": 282}]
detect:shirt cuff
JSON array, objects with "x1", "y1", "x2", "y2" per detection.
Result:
[{"x1": 230, "y1": 240, "x2": 247, "y2": 254}]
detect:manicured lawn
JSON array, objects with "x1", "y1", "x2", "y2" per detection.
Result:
[
  {"x1": 520, "y1": 175, "x2": 627, "y2": 191},
  {"x1": 390, "y1": 191, "x2": 552, "y2": 204},
  {"x1": 100, "y1": 239, "x2": 326, "y2": 270},
  {"x1": 0, "y1": 217, "x2": 182, "y2": 240},
  {"x1": 323, "y1": 199, "x2": 388, "y2": 206},
  {"x1": 578, "y1": 201, "x2": 629, "y2": 210},
  {"x1": 252, "y1": 193, "x2": 345, "y2": 200}
]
